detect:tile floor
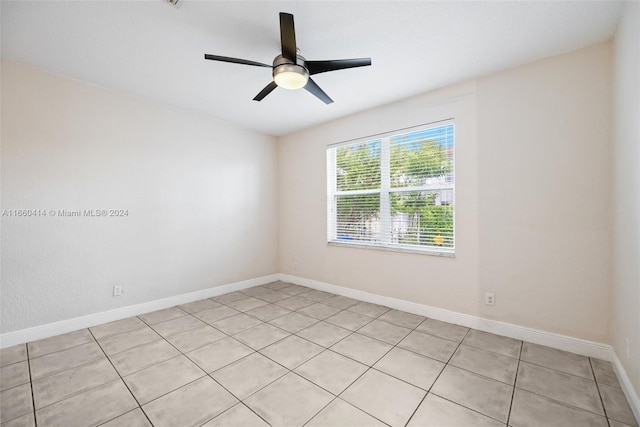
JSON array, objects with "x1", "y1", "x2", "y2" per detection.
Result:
[{"x1": 0, "y1": 281, "x2": 637, "y2": 427}]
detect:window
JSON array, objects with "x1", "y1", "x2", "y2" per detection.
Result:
[{"x1": 327, "y1": 121, "x2": 455, "y2": 255}]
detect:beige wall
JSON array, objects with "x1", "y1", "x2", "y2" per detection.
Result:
[
  {"x1": 278, "y1": 42, "x2": 612, "y2": 343},
  {"x1": 1, "y1": 61, "x2": 278, "y2": 333},
  {"x1": 612, "y1": 1, "x2": 640, "y2": 394}
]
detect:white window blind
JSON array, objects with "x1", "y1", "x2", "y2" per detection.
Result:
[{"x1": 327, "y1": 121, "x2": 455, "y2": 255}]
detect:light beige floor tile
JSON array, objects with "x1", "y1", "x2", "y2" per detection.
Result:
[
  {"x1": 1, "y1": 411, "x2": 35, "y2": 427},
  {"x1": 416, "y1": 319, "x2": 469, "y2": 342},
  {"x1": 246, "y1": 304, "x2": 291, "y2": 322},
  {"x1": 297, "y1": 322, "x2": 352, "y2": 348},
  {"x1": 0, "y1": 383, "x2": 33, "y2": 423},
  {"x1": 138, "y1": 307, "x2": 187, "y2": 325},
  {"x1": 462, "y1": 330, "x2": 521, "y2": 359},
  {"x1": 101, "y1": 408, "x2": 152, "y2": 427},
  {"x1": 97, "y1": 327, "x2": 161, "y2": 356},
  {"x1": 263, "y1": 281, "x2": 292, "y2": 291},
  {"x1": 30, "y1": 341, "x2": 104, "y2": 380},
  {"x1": 178, "y1": 299, "x2": 221, "y2": 314},
  {"x1": 347, "y1": 301, "x2": 390, "y2": 318},
  {"x1": 164, "y1": 324, "x2": 226, "y2": 353},
  {"x1": 330, "y1": 333, "x2": 393, "y2": 366},
  {"x1": 0, "y1": 361, "x2": 30, "y2": 391},
  {"x1": 35, "y1": 380, "x2": 137, "y2": 427},
  {"x1": 302, "y1": 290, "x2": 335, "y2": 302},
  {"x1": 306, "y1": 398, "x2": 387, "y2": 427},
  {"x1": 240, "y1": 286, "x2": 274, "y2": 297},
  {"x1": 193, "y1": 305, "x2": 240, "y2": 324},
  {"x1": 123, "y1": 355, "x2": 204, "y2": 404},
  {"x1": 90, "y1": 317, "x2": 146, "y2": 340},
  {"x1": 599, "y1": 383, "x2": 637, "y2": 426},
  {"x1": 378, "y1": 309, "x2": 425, "y2": 329},
  {"x1": 431, "y1": 365, "x2": 512, "y2": 423},
  {"x1": 449, "y1": 344, "x2": 518, "y2": 384},
  {"x1": 142, "y1": 376, "x2": 237, "y2": 427},
  {"x1": 609, "y1": 420, "x2": 636, "y2": 427},
  {"x1": 151, "y1": 315, "x2": 205, "y2": 338},
  {"x1": 109, "y1": 339, "x2": 180, "y2": 376},
  {"x1": 278, "y1": 284, "x2": 312, "y2": 295},
  {"x1": 251, "y1": 290, "x2": 291, "y2": 303},
  {"x1": 325, "y1": 310, "x2": 373, "y2": 331},
  {"x1": 212, "y1": 353, "x2": 288, "y2": 399},
  {"x1": 232, "y1": 323, "x2": 290, "y2": 350},
  {"x1": 341, "y1": 369, "x2": 425, "y2": 427},
  {"x1": 186, "y1": 337, "x2": 254, "y2": 373},
  {"x1": 398, "y1": 330, "x2": 459, "y2": 362},
  {"x1": 32, "y1": 357, "x2": 118, "y2": 409},
  {"x1": 260, "y1": 335, "x2": 324, "y2": 369},
  {"x1": 28, "y1": 329, "x2": 94, "y2": 358},
  {"x1": 212, "y1": 291, "x2": 248, "y2": 304},
  {"x1": 298, "y1": 303, "x2": 342, "y2": 320},
  {"x1": 227, "y1": 297, "x2": 269, "y2": 312},
  {"x1": 295, "y1": 350, "x2": 368, "y2": 395},
  {"x1": 516, "y1": 361, "x2": 604, "y2": 415},
  {"x1": 374, "y1": 347, "x2": 445, "y2": 390},
  {"x1": 509, "y1": 388, "x2": 608, "y2": 427},
  {"x1": 268, "y1": 312, "x2": 318, "y2": 333},
  {"x1": 358, "y1": 319, "x2": 412, "y2": 345},
  {"x1": 274, "y1": 295, "x2": 316, "y2": 311},
  {"x1": 0, "y1": 345, "x2": 27, "y2": 367},
  {"x1": 202, "y1": 403, "x2": 269, "y2": 427},
  {"x1": 323, "y1": 295, "x2": 360, "y2": 309},
  {"x1": 212, "y1": 313, "x2": 264, "y2": 335},
  {"x1": 591, "y1": 358, "x2": 621, "y2": 388},
  {"x1": 408, "y1": 393, "x2": 505, "y2": 427},
  {"x1": 521, "y1": 342, "x2": 593, "y2": 379},
  {"x1": 244, "y1": 372, "x2": 333, "y2": 427}
]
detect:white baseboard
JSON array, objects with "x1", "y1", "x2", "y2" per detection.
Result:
[
  {"x1": 0, "y1": 274, "x2": 278, "y2": 348},
  {"x1": 610, "y1": 349, "x2": 640, "y2": 423},
  {"x1": 278, "y1": 274, "x2": 611, "y2": 359},
  {"x1": 278, "y1": 273, "x2": 639, "y2": 424}
]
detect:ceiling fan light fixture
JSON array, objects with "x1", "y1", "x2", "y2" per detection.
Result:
[{"x1": 273, "y1": 64, "x2": 309, "y2": 90}]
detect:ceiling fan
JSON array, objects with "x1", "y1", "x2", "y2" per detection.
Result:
[{"x1": 204, "y1": 12, "x2": 371, "y2": 104}]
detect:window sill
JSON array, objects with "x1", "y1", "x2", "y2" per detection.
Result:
[{"x1": 327, "y1": 240, "x2": 455, "y2": 257}]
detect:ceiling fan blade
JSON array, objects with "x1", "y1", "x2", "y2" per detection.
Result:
[
  {"x1": 304, "y1": 78, "x2": 333, "y2": 104},
  {"x1": 306, "y1": 58, "x2": 372, "y2": 75},
  {"x1": 279, "y1": 13, "x2": 297, "y2": 62},
  {"x1": 253, "y1": 81, "x2": 278, "y2": 101},
  {"x1": 204, "y1": 54, "x2": 271, "y2": 68}
]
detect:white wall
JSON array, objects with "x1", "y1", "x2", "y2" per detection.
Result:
[
  {"x1": 1, "y1": 61, "x2": 278, "y2": 333},
  {"x1": 278, "y1": 42, "x2": 612, "y2": 343},
  {"x1": 475, "y1": 43, "x2": 612, "y2": 341},
  {"x1": 612, "y1": 1, "x2": 640, "y2": 395}
]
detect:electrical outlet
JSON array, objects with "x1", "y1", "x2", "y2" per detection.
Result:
[
  {"x1": 485, "y1": 292, "x2": 495, "y2": 306},
  {"x1": 113, "y1": 285, "x2": 122, "y2": 296},
  {"x1": 293, "y1": 261, "x2": 299, "y2": 271},
  {"x1": 626, "y1": 338, "x2": 630, "y2": 359}
]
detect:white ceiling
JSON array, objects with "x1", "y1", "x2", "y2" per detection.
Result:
[{"x1": 1, "y1": 1, "x2": 622, "y2": 136}]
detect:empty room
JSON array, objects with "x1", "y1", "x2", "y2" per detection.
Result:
[{"x1": 1, "y1": 1, "x2": 638, "y2": 426}]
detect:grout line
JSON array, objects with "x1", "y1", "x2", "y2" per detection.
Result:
[
  {"x1": 300, "y1": 396, "x2": 341, "y2": 427},
  {"x1": 87, "y1": 329, "x2": 155, "y2": 426},
  {"x1": 589, "y1": 357, "x2": 612, "y2": 427},
  {"x1": 404, "y1": 324, "x2": 471, "y2": 426},
  {"x1": 25, "y1": 343, "x2": 38, "y2": 427},
  {"x1": 505, "y1": 340, "x2": 523, "y2": 426}
]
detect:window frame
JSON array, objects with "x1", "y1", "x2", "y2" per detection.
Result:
[{"x1": 326, "y1": 119, "x2": 455, "y2": 257}]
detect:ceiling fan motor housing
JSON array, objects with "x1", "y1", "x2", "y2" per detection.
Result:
[{"x1": 272, "y1": 54, "x2": 309, "y2": 90}]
